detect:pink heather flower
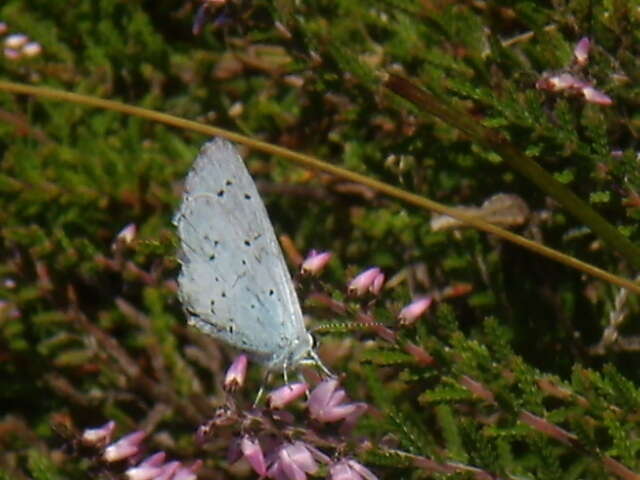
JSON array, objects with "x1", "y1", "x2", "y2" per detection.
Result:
[
  {"x1": 329, "y1": 459, "x2": 378, "y2": 480},
  {"x1": 4, "y1": 48, "x2": 20, "y2": 60},
  {"x1": 581, "y1": 86, "x2": 613, "y2": 105},
  {"x1": 574, "y1": 37, "x2": 590, "y2": 66},
  {"x1": 348, "y1": 267, "x2": 381, "y2": 296},
  {"x1": 81, "y1": 420, "x2": 116, "y2": 447},
  {"x1": 308, "y1": 379, "x2": 367, "y2": 424},
  {"x1": 397, "y1": 296, "x2": 433, "y2": 326},
  {"x1": 223, "y1": 354, "x2": 248, "y2": 391},
  {"x1": 267, "y1": 382, "x2": 309, "y2": 409},
  {"x1": 4, "y1": 33, "x2": 28, "y2": 49},
  {"x1": 192, "y1": 4, "x2": 210, "y2": 35},
  {"x1": 125, "y1": 452, "x2": 166, "y2": 480},
  {"x1": 300, "y1": 250, "x2": 332, "y2": 276},
  {"x1": 369, "y1": 272, "x2": 385, "y2": 295},
  {"x1": 103, "y1": 430, "x2": 146, "y2": 462},
  {"x1": 155, "y1": 461, "x2": 181, "y2": 480},
  {"x1": 241, "y1": 436, "x2": 267, "y2": 477},
  {"x1": 114, "y1": 223, "x2": 137, "y2": 246},
  {"x1": 538, "y1": 73, "x2": 586, "y2": 92},
  {"x1": 21, "y1": 41, "x2": 42, "y2": 57},
  {"x1": 268, "y1": 442, "x2": 318, "y2": 480},
  {"x1": 173, "y1": 460, "x2": 202, "y2": 480}
]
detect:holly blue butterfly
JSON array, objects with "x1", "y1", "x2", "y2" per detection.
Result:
[{"x1": 174, "y1": 138, "x2": 324, "y2": 372}]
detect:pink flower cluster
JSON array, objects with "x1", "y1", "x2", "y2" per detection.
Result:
[
  {"x1": 238, "y1": 437, "x2": 376, "y2": 480},
  {"x1": 214, "y1": 353, "x2": 376, "y2": 480},
  {"x1": 536, "y1": 36, "x2": 612, "y2": 106},
  {"x1": 1, "y1": 24, "x2": 42, "y2": 60},
  {"x1": 81, "y1": 421, "x2": 202, "y2": 480},
  {"x1": 229, "y1": 377, "x2": 370, "y2": 480},
  {"x1": 348, "y1": 267, "x2": 385, "y2": 296}
]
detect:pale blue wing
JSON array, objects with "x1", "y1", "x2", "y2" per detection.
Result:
[{"x1": 174, "y1": 138, "x2": 312, "y2": 369}]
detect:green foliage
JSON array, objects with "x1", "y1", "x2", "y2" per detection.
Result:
[{"x1": 3, "y1": 0, "x2": 640, "y2": 479}]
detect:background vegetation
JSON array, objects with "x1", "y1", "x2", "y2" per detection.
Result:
[{"x1": 2, "y1": 0, "x2": 640, "y2": 478}]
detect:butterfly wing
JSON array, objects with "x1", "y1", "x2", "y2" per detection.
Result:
[{"x1": 174, "y1": 138, "x2": 312, "y2": 369}]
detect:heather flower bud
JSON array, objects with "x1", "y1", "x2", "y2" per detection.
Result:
[
  {"x1": 4, "y1": 33, "x2": 28, "y2": 49},
  {"x1": 268, "y1": 442, "x2": 318, "y2": 480},
  {"x1": 330, "y1": 459, "x2": 379, "y2": 480},
  {"x1": 81, "y1": 420, "x2": 116, "y2": 447},
  {"x1": 301, "y1": 250, "x2": 332, "y2": 276},
  {"x1": 240, "y1": 436, "x2": 267, "y2": 477},
  {"x1": 573, "y1": 37, "x2": 590, "y2": 66},
  {"x1": 155, "y1": 461, "x2": 180, "y2": 480},
  {"x1": 267, "y1": 382, "x2": 308, "y2": 409},
  {"x1": 347, "y1": 267, "x2": 381, "y2": 296},
  {"x1": 369, "y1": 272, "x2": 385, "y2": 295},
  {"x1": 581, "y1": 86, "x2": 612, "y2": 105},
  {"x1": 172, "y1": 460, "x2": 202, "y2": 480},
  {"x1": 397, "y1": 296, "x2": 433, "y2": 326},
  {"x1": 22, "y1": 41, "x2": 42, "y2": 57},
  {"x1": 103, "y1": 430, "x2": 146, "y2": 462},
  {"x1": 309, "y1": 379, "x2": 367, "y2": 423},
  {"x1": 223, "y1": 354, "x2": 248, "y2": 391},
  {"x1": 113, "y1": 223, "x2": 137, "y2": 248},
  {"x1": 125, "y1": 452, "x2": 166, "y2": 480}
]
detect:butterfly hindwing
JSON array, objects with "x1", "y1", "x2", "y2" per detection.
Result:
[{"x1": 174, "y1": 138, "x2": 312, "y2": 368}]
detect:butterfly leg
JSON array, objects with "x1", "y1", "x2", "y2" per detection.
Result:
[{"x1": 253, "y1": 369, "x2": 273, "y2": 407}]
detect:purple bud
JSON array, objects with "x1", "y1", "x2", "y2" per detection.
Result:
[
  {"x1": 369, "y1": 272, "x2": 385, "y2": 295},
  {"x1": 172, "y1": 460, "x2": 202, "y2": 480},
  {"x1": 301, "y1": 250, "x2": 332, "y2": 276},
  {"x1": 574, "y1": 37, "x2": 590, "y2": 66},
  {"x1": 192, "y1": 3, "x2": 210, "y2": 36},
  {"x1": 103, "y1": 430, "x2": 146, "y2": 463},
  {"x1": 114, "y1": 223, "x2": 137, "y2": 247},
  {"x1": 4, "y1": 48, "x2": 20, "y2": 60},
  {"x1": 81, "y1": 420, "x2": 116, "y2": 447},
  {"x1": 329, "y1": 461, "x2": 354, "y2": 480},
  {"x1": 154, "y1": 461, "x2": 181, "y2": 480},
  {"x1": 284, "y1": 442, "x2": 319, "y2": 474},
  {"x1": 329, "y1": 459, "x2": 379, "y2": 480},
  {"x1": 308, "y1": 379, "x2": 367, "y2": 424},
  {"x1": 241, "y1": 436, "x2": 267, "y2": 477},
  {"x1": 348, "y1": 267, "x2": 381, "y2": 296},
  {"x1": 223, "y1": 354, "x2": 248, "y2": 391},
  {"x1": 581, "y1": 86, "x2": 613, "y2": 105},
  {"x1": 22, "y1": 41, "x2": 42, "y2": 58},
  {"x1": 270, "y1": 442, "x2": 318, "y2": 480},
  {"x1": 4, "y1": 33, "x2": 28, "y2": 49},
  {"x1": 125, "y1": 452, "x2": 166, "y2": 480},
  {"x1": 397, "y1": 296, "x2": 433, "y2": 326},
  {"x1": 549, "y1": 73, "x2": 586, "y2": 91},
  {"x1": 267, "y1": 382, "x2": 308, "y2": 409},
  {"x1": 138, "y1": 451, "x2": 166, "y2": 467}
]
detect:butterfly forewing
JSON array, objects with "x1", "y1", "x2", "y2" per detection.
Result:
[{"x1": 174, "y1": 139, "x2": 311, "y2": 369}]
